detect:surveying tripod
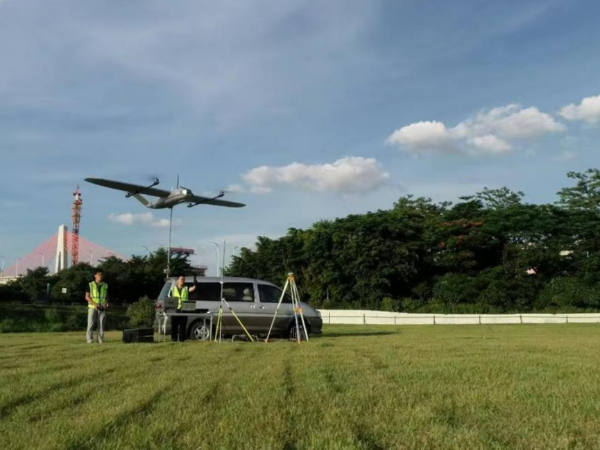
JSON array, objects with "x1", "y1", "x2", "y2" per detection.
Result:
[
  {"x1": 265, "y1": 273, "x2": 309, "y2": 343},
  {"x1": 213, "y1": 293, "x2": 255, "y2": 342}
]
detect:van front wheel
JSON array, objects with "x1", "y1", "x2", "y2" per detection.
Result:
[{"x1": 288, "y1": 320, "x2": 309, "y2": 341}]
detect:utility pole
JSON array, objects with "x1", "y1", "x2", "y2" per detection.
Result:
[
  {"x1": 211, "y1": 242, "x2": 220, "y2": 276},
  {"x1": 222, "y1": 239, "x2": 226, "y2": 277}
]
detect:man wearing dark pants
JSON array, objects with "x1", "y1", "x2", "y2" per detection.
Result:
[
  {"x1": 85, "y1": 269, "x2": 108, "y2": 343},
  {"x1": 169, "y1": 275, "x2": 196, "y2": 342}
]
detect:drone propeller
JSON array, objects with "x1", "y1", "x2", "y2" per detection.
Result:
[
  {"x1": 136, "y1": 174, "x2": 161, "y2": 184},
  {"x1": 187, "y1": 189, "x2": 226, "y2": 207},
  {"x1": 125, "y1": 176, "x2": 160, "y2": 198}
]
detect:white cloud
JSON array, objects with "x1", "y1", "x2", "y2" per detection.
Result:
[
  {"x1": 555, "y1": 150, "x2": 578, "y2": 162},
  {"x1": 387, "y1": 103, "x2": 566, "y2": 155},
  {"x1": 385, "y1": 121, "x2": 457, "y2": 152},
  {"x1": 559, "y1": 94, "x2": 600, "y2": 125},
  {"x1": 250, "y1": 186, "x2": 272, "y2": 194},
  {"x1": 482, "y1": 106, "x2": 565, "y2": 139},
  {"x1": 240, "y1": 156, "x2": 389, "y2": 194},
  {"x1": 469, "y1": 135, "x2": 511, "y2": 153},
  {"x1": 108, "y1": 212, "x2": 174, "y2": 228}
]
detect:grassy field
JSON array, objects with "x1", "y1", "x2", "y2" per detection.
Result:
[{"x1": 1, "y1": 324, "x2": 600, "y2": 449}]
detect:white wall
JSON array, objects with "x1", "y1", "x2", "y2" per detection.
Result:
[{"x1": 316, "y1": 310, "x2": 600, "y2": 325}]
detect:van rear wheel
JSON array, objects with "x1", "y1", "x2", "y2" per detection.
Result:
[{"x1": 190, "y1": 321, "x2": 211, "y2": 341}]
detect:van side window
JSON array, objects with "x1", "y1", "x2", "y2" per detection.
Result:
[
  {"x1": 158, "y1": 282, "x2": 172, "y2": 300},
  {"x1": 258, "y1": 284, "x2": 292, "y2": 303},
  {"x1": 222, "y1": 282, "x2": 254, "y2": 302},
  {"x1": 189, "y1": 282, "x2": 220, "y2": 301}
]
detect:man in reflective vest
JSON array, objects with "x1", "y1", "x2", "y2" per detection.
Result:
[
  {"x1": 168, "y1": 275, "x2": 196, "y2": 342},
  {"x1": 85, "y1": 269, "x2": 109, "y2": 343}
]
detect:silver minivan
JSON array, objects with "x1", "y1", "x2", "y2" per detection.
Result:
[{"x1": 153, "y1": 276, "x2": 323, "y2": 340}]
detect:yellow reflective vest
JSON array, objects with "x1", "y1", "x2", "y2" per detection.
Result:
[
  {"x1": 169, "y1": 285, "x2": 189, "y2": 309},
  {"x1": 89, "y1": 282, "x2": 108, "y2": 309}
]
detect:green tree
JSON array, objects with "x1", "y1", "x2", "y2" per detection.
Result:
[{"x1": 19, "y1": 267, "x2": 50, "y2": 301}]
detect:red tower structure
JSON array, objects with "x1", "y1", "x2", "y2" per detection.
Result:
[{"x1": 71, "y1": 185, "x2": 82, "y2": 265}]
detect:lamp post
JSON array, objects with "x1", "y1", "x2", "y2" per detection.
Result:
[
  {"x1": 0, "y1": 254, "x2": 4, "y2": 276},
  {"x1": 37, "y1": 252, "x2": 44, "y2": 267},
  {"x1": 88, "y1": 250, "x2": 93, "y2": 265},
  {"x1": 211, "y1": 242, "x2": 220, "y2": 276}
]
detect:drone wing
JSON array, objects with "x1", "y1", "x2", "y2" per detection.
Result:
[
  {"x1": 189, "y1": 194, "x2": 246, "y2": 208},
  {"x1": 85, "y1": 178, "x2": 171, "y2": 198}
]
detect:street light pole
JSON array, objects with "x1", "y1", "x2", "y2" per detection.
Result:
[
  {"x1": 211, "y1": 242, "x2": 220, "y2": 276},
  {"x1": 166, "y1": 207, "x2": 175, "y2": 277},
  {"x1": 222, "y1": 239, "x2": 226, "y2": 277}
]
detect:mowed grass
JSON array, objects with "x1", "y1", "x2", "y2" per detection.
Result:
[{"x1": 1, "y1": 325, "x2": 600, "y2": 450}]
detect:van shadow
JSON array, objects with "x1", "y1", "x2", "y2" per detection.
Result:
[{"x1": 314, "y1": 330, "x2": 401, "y2": 339}]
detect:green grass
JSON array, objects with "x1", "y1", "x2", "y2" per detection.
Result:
[{"x1": 1, "y1": 324, "x2": 600, "y2": 449}]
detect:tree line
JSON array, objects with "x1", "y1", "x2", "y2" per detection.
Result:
[
  {"x1": 3, "y1": 168, "x2": 600, "y2": 314},
  {"x1": 224, "y1": 169, "x2": 600, "y2": 313},
  {"x1": 0, "y1": 248, "x2": 194, "y2": 305}
]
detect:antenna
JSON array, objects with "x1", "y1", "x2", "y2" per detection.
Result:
[
  {"x1": 166, "y1": 173, "x2": 179, "y2": 277},
  {"x1": 215, "y1": 240, "x2": 224, "y2": 342}
]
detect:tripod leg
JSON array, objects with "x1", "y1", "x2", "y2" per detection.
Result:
[
  {"x1": 214, "y1": 303, "x2": 222, "y2": 342},
  {"x1": 266, "y1": 278, "x2": 289, "y2": 342},
  {"x1": 219, "y1": 299, "x2": 224, "y2": 343},
  {"x1": 292, "y1": 281, "x2": 310, "y2": 342},
  {"x1": 224, "y1": 299, "x2": 254, "y2": 341},
  {"x1": 290, "y1": 280, "x2": 301, "y2": 343}
]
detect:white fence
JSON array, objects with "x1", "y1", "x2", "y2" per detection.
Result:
[{"x1": 316, "y1": 310, "x2": 600, "y2": 325}]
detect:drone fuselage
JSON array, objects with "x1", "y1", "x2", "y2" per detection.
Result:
[{"x1": 143, "y1": 188, "x2": 194, "y2": 209}]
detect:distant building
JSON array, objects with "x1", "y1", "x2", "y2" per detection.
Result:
[
  {"x1": 0, "y1": 276, "x2": 19, "y2": 285},
  {"x1": 191, "y1": 265, "x2": 207, "y2": 276}
]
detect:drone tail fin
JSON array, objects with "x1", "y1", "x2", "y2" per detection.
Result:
[{"x1": 132, "y1": 193, "x2": 150, "y2": 206}]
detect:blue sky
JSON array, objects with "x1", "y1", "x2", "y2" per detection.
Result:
[{"x1": 1, "y1": 0, "x2": 600, "y2": 275}]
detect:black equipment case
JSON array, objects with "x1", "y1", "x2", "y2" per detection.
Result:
[{"x1": 122, "y1": 328, "x2": 154, "y2": 343}]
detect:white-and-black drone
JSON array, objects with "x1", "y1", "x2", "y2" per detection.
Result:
[{"x1": 85, "y1": 177, "x2": 245, "y2": 209}]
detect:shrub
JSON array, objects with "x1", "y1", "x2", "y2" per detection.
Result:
[
  {"x1": 380, "y1": 297, "x2": 397, "y2": 312},
  {"x1": 537, "y1": 277, "x2": 600, "y2": 309},
  {"x1": 44, "y1": 307, "x2": 63, "y2": 324},
  {"x1": 400, "y1": 297, "x2": 426, "y2": 312},
  {"x1": 126, "y1": 296, "x2": 155, "y2": 328},
  {"x1": 432, "y1": 273, "x2": 484, "y2": 307}
]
